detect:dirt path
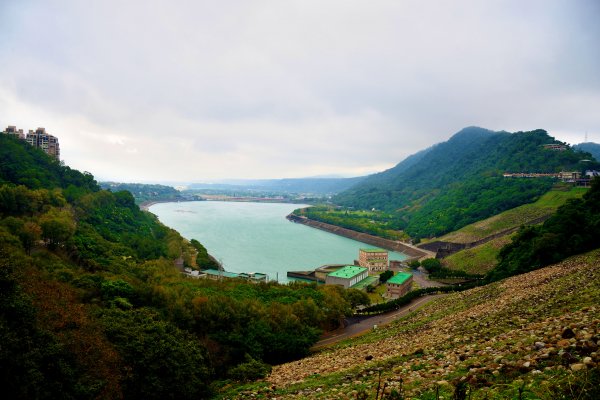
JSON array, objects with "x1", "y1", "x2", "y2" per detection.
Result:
[{"x1": 312, "y1": 294, "x2": 446, "y2": 350}]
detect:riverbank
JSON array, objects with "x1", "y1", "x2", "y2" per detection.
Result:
[
  {"x1": 287, "y1": 214, "x2": 433, "y2": 260},
  {"x1": 140, "y1": 198, "x2": 204, "y2": 211},
  {"x1": 140, "y1": 200, "x2": 163, "y2": 211},
  {"x1": 142, "y1": 197, "x2": 313, "y2": 211},
  {"x1": 150, "y1": 201, "x2": 392, "y2": 282}
]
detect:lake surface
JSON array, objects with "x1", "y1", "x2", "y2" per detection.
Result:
[{"x1": 150, "y1": 201, "x2": 408, "y2": 282}]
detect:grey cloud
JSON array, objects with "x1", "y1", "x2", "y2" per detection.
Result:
[{"x1": 0, "y1": 0, "x2": 599, "y2": 181}]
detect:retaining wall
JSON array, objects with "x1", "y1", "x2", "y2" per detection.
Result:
[{"x1": 286, "y1": 214, "x2": 430, "y2": 259}]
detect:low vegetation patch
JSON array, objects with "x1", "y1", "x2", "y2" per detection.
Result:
[
  {"x1": 293, "y1": 206, "x2": 408, "y2": 240},
  {"x1": 438, "y1": 186, "x2": 586, "y2": 244},
  {"x1": 489, "y1": 177, "x2": 600, "y2": 282},
  {"x1": 442, "y1": 235, "x2": 513, "y2": 275}
]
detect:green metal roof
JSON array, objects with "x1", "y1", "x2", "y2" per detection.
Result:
[
  {"x1": 203, "y1": 269, "x2": 240, "y2": 278},
  {"x1": 360, "y1": 248, "x2": 387, "y2": 253},
  {"x1": 387, "y1": 272, "x2": 412, "y2": 285},
  {"x1": 351, "y1": 275, "x2": 378, "y2": 289},
  {"x1": 328, "y1": 266, "x2": 368, "y2": 279}
]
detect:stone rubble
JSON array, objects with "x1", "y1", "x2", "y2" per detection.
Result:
[{"x1": 232, "y1": 251, "x2": 600, "y2": 399}]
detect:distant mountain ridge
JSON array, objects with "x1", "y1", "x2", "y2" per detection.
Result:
[
  {"x1": 188, "y1": 176, "x2": 365, "y2": 195},
  {"x1": 573, "y1": 142, "x2": 600, "y2": 161},
  {"x1": 334, "y1": 127, "x2": 595, "y2": 238}
]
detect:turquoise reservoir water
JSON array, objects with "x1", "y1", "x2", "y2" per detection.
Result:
[{"x1": 150, "y1": 201, "x2": 407, "y2": 282}]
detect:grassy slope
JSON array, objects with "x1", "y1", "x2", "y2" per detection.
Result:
[
  {"x1": 434, "y1": 187, "x2": 587, "y2": 244},
  {"x1": 224, "y1": 250, "x2": 600, "y2": 399},
  {"x1": 442, "y1": 234, "x2": 514, "y2": 275},
  {"x1": 438, "y1": 187, "x2": 586, "y2": 275}
]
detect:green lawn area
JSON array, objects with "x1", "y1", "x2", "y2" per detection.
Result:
[
  {"x1": 352, "y1": 275, "x2": 379, "y2": 290},
  {"x1": 436, "y1": 186, "x2": 587, "y2": 243},
  {"x1": 442, "y1": 234, "x2": 514, "y2": 275},
  {"x1": 293, "y1": 206, "x2": 409, "y2": 241}
]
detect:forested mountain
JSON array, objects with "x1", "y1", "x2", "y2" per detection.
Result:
[
  {"x1": 334, "y1": 127, "x2": 595, "y2": 238},
  {"x1": 0, "y1": 134, "x2": 367, "y2": 399},
  {"x1": 0, "y1": 132, "x2": 98, "y2": 193},
  {"x1": 573, "y1": 141, "x2": 600, "y2": 161},
  {"x1": 100, "y1": 181, "x2": 182, "y2": 204}
]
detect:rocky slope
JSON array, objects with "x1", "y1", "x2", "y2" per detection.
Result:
[{"x1": 227, "y1": 250, "x2": 600, "y2": 399}]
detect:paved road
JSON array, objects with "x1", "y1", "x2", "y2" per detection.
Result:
[
  {"x1": 389, "y1": 266, "x2": 446, "y2": 289},
  {"x1": 311, "y1": 294, "x2": 446, "y2": 350},
  {"x1": 410, "y1": 268, "x2": 447, "y2": 289}
]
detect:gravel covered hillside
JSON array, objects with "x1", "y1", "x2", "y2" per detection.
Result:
[{"x1": 227, "y1": 250, "x2": 600, "y2": 399}]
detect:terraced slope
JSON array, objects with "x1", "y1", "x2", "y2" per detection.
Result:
[
  {"x1": 436, "y1": 187, "x2": 587, "y2": 244},
  {"x1": 226, "y1": 250, "x2": 600, "y2": 399}
]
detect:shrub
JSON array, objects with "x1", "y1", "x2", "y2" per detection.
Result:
[{"x1": 228, "y1": 354, "x2": 272, "y2": 382}]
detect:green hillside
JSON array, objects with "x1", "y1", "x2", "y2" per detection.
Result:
[
  {"x1": 226, "y1": 250, "x2": 600, "y2": 399},
  {"x1": 100, "y1": 181, "x2": 183, "y2": 205},
  {"x1": 0, "y1": 134, "x2": 367, "y2": 399},
  {"x1": 437, "y1": 186, "x2": 587, "y2": 244},
  {"x1": 438, "y1": 187, "x2": 586, "y2": 275},
  {"x1": 442, "y1": 235, "x2": 514, "y2": 275},
  {"x1": 3, "y1": 131, "x2": 599, "y2": 399},
  {"x1": 334, "y1": 127, "x2": 595, "y2": 238},
  {"x1": 224, "y1": 179, "x2": 600, "y2": 399},
  {"x1": 0, "y1": 133, "x2": 98, "y2": 193},
  {"x1": 489, "y1": 176, "x2": 600, "y2": 282}
]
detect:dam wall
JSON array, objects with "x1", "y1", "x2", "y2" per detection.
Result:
[{"x1": 286, "y1": 214, "x2": 431, "y2": 259}]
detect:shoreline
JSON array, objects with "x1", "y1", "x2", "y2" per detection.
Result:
[
  {"x1": 145, "y1": 198, "x2": 433, "y2": 259},
  {"x1": 286, "y1": 214, "x2": 433, "y2": 260},
  {"x1": 140, "y1": 198, "x2": 311, "y2": 212},
  {"x1": 139, "y1": 199, "x2": 182, "y2": 211}
]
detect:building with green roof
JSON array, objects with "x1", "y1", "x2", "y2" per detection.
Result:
[
  {"x1": 386, "y1": 272, "x2": 413, "y2": 298},
  {"x1": 202, "y1": 269, "x2": 240, "y2": 280},
  {"x1": 325, "y1": 265, "x2": 368, "y2": 289}
]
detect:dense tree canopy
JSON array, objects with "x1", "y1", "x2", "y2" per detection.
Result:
[
  {"x1": 100, "y1": 182, "x2": 182, "y2": 204},
  {"x1": 488, "y1": 177, "x2": 600, "y2": 281},
  {"x1": 0, "y1": 134, "x2": 362, "y2": 398},
  {"x1": 0, "y1": 134, "x2": 99, "y2": 192},
  {"x1": 332, "y1": 128, "x2": 595, "y2": 238}
]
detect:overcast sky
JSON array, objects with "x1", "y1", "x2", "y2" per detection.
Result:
[{"x1": 1, "y1": 0, "x2": 599, "y2": 182}]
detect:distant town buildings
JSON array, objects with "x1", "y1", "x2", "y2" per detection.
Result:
[
  {"x1": 325, "y1": 265, "x2": 369, "y2": 289},
  {"x1": 5, "y1": 125, "x2": 25, "y2": 139},
  {"x1": 2, "y1": 125, "x2": 60, "y2": 160},
  {"x1": 541, "y1": 143, "x2": 568, "y2": 151},
  {"x1": 502, "y1": 173, "x2": 558, "y2": 178},
  {"x1": 358, "y1": 248, "x2": 389, "y2": 273},
  {"x1": 557, "y1": 171, "x2": 581, "y2": 181},
  {"x1": 183, "y1": 268, "x2": 268, "y2": 282},
  {"x1": 503, "y1": 170, "x2": 597, "y2": 186}
]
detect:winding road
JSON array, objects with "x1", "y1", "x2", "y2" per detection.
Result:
[{"x1": 311, "y1": 294, "x2": 446, "y2": 350}]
